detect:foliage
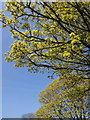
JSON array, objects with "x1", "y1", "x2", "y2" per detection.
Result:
[
  {"x1": 0, "y1": 1, "x2": 90, "y2": 76},
  {"x1": 0, "y1": 1, "x2": 90, "y2": 118},
  {"x1": 35, "y1": 73, "x2": 89, "y2": 119}
]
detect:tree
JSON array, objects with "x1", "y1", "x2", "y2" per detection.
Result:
[
  {"x1": 0, "y1": 1, "x2": 90, "y2": 78},
  {"x1": 22, "y1": 113, "x2": 36, "y2": 118},
  {"x1": 35, "y1": 73, "x2": 89, "y2": 119},
  {"x1": 1, "y1": 1, "x2": 90, "y2": 118}
]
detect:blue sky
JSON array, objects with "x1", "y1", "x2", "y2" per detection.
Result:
[
  {"x1": 2, "y1": 26, "x2": 52, "y2": 118},
  {"x1": 2, "y1": 2, "x2": 53, "y2": 118},
  {"x1": 0, "y1": 2, "x2": 2, "y2": 119}
]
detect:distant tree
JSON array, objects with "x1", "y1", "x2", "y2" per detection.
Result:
[
  {"x1": 22, "y1": 113, "x2": 36, "y2": 118},
  {"x1": 35, "y1": 73, "x2": 89, "y2": 119}
]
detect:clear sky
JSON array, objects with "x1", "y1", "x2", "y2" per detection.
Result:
[
  {"x1": 0, "y1": 1, "x2": 2, "y2": 119},
  {"x1": 2, "y1": 2, "x2": 53, "y2": 118}
]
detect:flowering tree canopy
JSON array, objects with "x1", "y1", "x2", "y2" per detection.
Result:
[
  {"x1": 35, "y1": 73, "x2": 89, "y2": 119},
  {"x1": 0, "y1": 1, "x2": 90, "y2": 76},
  {"x1": 0, "y1": 1, "x2": 90, "y2": 118}
]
